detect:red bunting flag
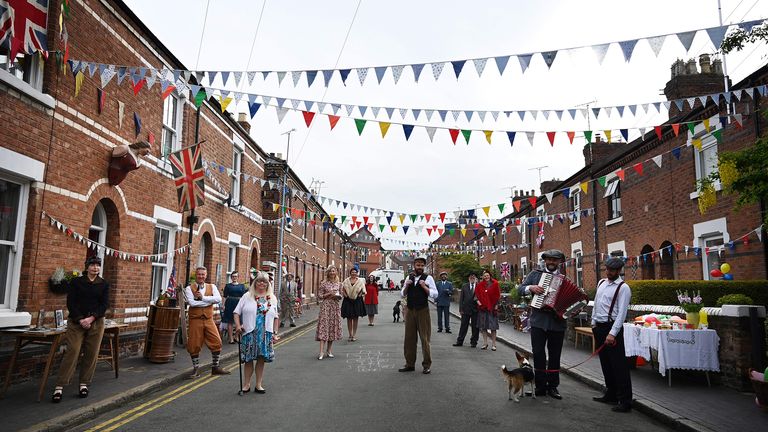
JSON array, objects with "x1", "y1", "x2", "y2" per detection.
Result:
[
  {"x1": 616, "y1": 169, "x2": 626, "y2": 181},
  {"x1": 328, "y1": 115, "x2": 340, "y2": 130},
  {"x1": 528, "y1": 197, "x2": 537, "y2": 208},
  {"x1": 632, "y1": 162, "x2": 643, "y2": 176},
  {"x1": 162, "y1": 85, "x2": 176, "y2": 100},
  {"x1": 438, "y1": 212, "x2": 446, "y2": 222},
  {"x1": 654, "y1": 125, "x2": 662, "y2": 140},
  {"x1": 438, "y1": 228, "x2": 444, "y2": 235},
  {"x1": 363, "y1": 216, "x2": 369, "y2": 224},
  {"x1": 425, "y1": 213, "x2": 431, "y2": 222},
  {"x1": 449, "y1": 129, "x2": 459, "y2": 144},
  {"x1": 671, "y1": 123, "x2": 680, "y2": 136},
  {"x1": 546, "y1": 132, "x2": 556, "y2": 146},
  {"x1": 566, "y1": 131, "x2": 575, "y2": 144},
  {"x1": 427, "y1": 228, "x2": 433, "y2": 236},
  {"x1": 513, "y1": 200, "x2": 521, "y2": 212},
  {"x1": 302, "y1": 111, "x2": 315, "y2": 127},
  {"x1": 132, "y1": 79, "x2": 146, "y2": 95}
]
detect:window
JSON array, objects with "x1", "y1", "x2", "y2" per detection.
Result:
[
  {"x1": 161, "y1": 93, "x2": 182, "y2": 156},
  {"x1": 1, "y1": 50, "x2": 44, "y2": 91},
  {"x1": 303, "y1": 204, "x2": 309, "y2": 239},
  {"x1": 640, "y1": 245, "x2": 655, "y2": 279},
  {"x1": 693, "y1": 218, "x2": 729, "y2": 280},
  {"x1": 361, "y1": 247, "x2": 369, "y2": 263},
  {"x1": 605, "y1": 180, "x2": 621, "y2": 220},
  {"x1": 702, "y1": 236, "x2": 724, "y2": 281},
  {"x1": 150, "y1": 226, "x2": 174, "y2": 301},
  {"x1": 694, "y1": 135, "x2": 718, "y2": 183},
  {"x1": 312, "y1": 213, "x2": 317, "y2": 244},
  {"x1": 574, "y1": 250, "x2": 583, "y2": 287},
  {"x1": 230, "y1": 148, "x2": 242, "y2": 206},
  {"x1": 227, "y1": 244, "x2": 237, "y2": 279},
  {"x1": 570, "y1": 190, "x2": 581, "y2": 226},
  {"x1": 0, "y1": 177, "x2": 25, "y2": 311},
  {"x1": 87, "y1": 203, "x2": 107, "y2": 275}
]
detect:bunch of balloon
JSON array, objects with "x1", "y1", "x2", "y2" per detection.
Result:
[{"x1": 710, "y1": 263, "x2": 734, "y2": 280}]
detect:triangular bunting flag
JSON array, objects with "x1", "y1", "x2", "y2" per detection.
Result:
[
  {"x1": 328, "y1": 115, "x2": 340, "y2": 130},
  {"x1": 302, "y1": 111, "x2": 315, "y2": 127},
  {"x1": 379, "y1": 122, "x2": 391, "y2": 138},
  {"x1": 354, "y1": 119, "x2": 367, "y2": 135}
]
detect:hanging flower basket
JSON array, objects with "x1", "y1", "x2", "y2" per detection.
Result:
[{"x1": 49, "y1": 268, "x2": 79, "y2": 294}]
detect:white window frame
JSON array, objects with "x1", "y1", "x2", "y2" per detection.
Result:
[
  {"x1": 570, "y1": 187, "x2": 581, "y2": 229},
  {"x1": 0, "y1": 174, "x2": 29, "y2": 316},
  {"x1": 150, "y1": 225, "x2": 176, "y2": 301},
  {"x1": 693, "y1": 218, "x2": 729, "y2": 280},
  {"x1": 689, "y1": 122, "x2": 723, "y2": 199},
  {"x1": 88, "y1": 202, "x2": 107, "y2": 276},
  {"x1": 161, "y1": 92, "x2": 183, "y2": 157},
  {"x1": 607, "y1": 241, "x2": 626, "y2": 259},
  {"x1": 1, "y1": 50, "x2": 45, "y2": 91},
  {"x1": 231, "y1": 148, "x2": 242, "y2": 206},
  {"x1": 227, "y1": 243, "x2": 237, "y2": 279},
  {"x1": 197, "y1": 237, "x2": 207, "y2": 268},
  {"x1": 605, "y1": 179, "x2": 622, "y2": 224}
]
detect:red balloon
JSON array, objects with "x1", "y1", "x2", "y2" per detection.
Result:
[{"x1": 710, "y1": 269, "x2": 724, "y2": 278}]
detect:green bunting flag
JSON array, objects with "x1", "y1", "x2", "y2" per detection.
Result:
[
  {"x1": 712, "y1": 129, "x2": 722, "y2": 142},
  {"x1": 584, "y1": 130, "x2": 593, "y2": 143},
  {"x1": 497, "y1": 203, "x2": 505, "y2": 213},
  {"x1": 461, "y1": 129, "x2": 471, "y2": 144},
  {"x1": 410, "y1": 214, "x2": 417, "y2": 223},
  {"x1": 379, "y1": 224, "x2": 385, "y2": 232},
  {"x1": 598, "y1": 176, "x2": 607, "y2": 187},
  {"x1": 341, "y1": 215, "x2": 347, "y2": 224},
  {"x1": 355, "y1": 119, "x2": 367, "y2": 135},
  {"x1": 194, "y1": 89, "x2": 206, "y2": 108},
  {"x1": 687, "y1": 123, "x2": 696, "y2": 135}
]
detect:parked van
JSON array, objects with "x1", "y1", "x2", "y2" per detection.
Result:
[{"x1": 369, "y1": 269, "x2": 405, "y2": 291}]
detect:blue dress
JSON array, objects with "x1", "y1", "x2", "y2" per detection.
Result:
[
  {"x1": 222, "y1": 283, "x2": 247, "y2": 324},
  {"x1": 240, "y1": 297, "x2": 275, "y2": 363}
]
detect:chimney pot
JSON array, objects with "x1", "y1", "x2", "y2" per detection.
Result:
[
  {"x1": 237, "y1": 112, "x2": 251, "y2": 134},
  {"x1": 685, "y1": 59, "x2": 698, "y2": 75},
  {"x1": 699, "y1": 54, "x2": 712, "y2": 74},
  {"x1": 712, "y1": 59, "x2": 723, "y2": 75}
]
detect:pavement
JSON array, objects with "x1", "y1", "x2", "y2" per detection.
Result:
[{"x1": 1, "y1": 293, "x2": 764, "y2": 431}]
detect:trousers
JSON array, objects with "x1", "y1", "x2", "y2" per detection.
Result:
[
  {"x1": 456, "y1": 311, "x2": 479, "y2": 346},
  {"x1": 594, "y1": 323, "x2": 633, "y2": 404},
  {"x1": 56, "y1": 317, "x2": 105, "y2": 386},
  {"x1": 187, "y1": 315, "x2": 222, "y2": 356},
  {"x1": 436, "y1": 305, "x2": 450, "y2": 330},
  {"x1": 280, "y1": 295, "x2": 295, "y2": 325},
  {"x1": 530, "y1": 326, "x2": 564, "y2": 390},
  {"x1": 403, "y1": 306, "x2": 432, "y2": 369}
]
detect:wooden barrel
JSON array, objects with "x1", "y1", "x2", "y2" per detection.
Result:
[{"x1": 144, "y1": 305, "x2": 180, "y2": 363}]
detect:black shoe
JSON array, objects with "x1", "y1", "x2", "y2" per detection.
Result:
[
  {"x1": 547, "y1": 388, "x2": 562, "y2": 400},
  {"x1": 446, "y1": 330, "x2": 452, "y2": 334},
  {"x1": 422, "y1": 368, "x2": 431, "y2": 374},
  {"x1": 452, "y1": 343, "x2": 463, "y2": 347},
  {"x1": 437, "y1": 329, "x2": 442, "y2": 333},
  {"x1": 254, "y1": 388, "x2": 266, "y2": 394},
  {"x1": 398, "y1": 366, "x2": 415, "y2": 372},
  {"x1": 534, "y1": 389, "x2": 547, "y2": 397},
  {"x1": 279, "y1": 323, "x2": 285, "y2": 328},
  {"x1": 612, "y1": 403, "x2": 632, "y2": 413},
  {"x1": 470, "y1": 344, "x2": 477, "y2": 348},
  {"x1": 290, "y1": 323, "x2": 296, "y2": 327},
  {"x1": 593, "y1": 395, "x2": 618, "y2": 404}
]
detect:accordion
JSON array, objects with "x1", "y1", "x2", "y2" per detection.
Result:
[{"x1": 529, "y1": 270, "x2": 589, "y2": 319}]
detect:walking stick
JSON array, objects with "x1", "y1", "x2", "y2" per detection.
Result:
[{"x1": 236, "y1": 335, "x2": 243, "y2": 396}]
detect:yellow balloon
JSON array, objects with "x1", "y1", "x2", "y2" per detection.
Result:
[{"x1": 720, "y1": 263, "x2": 731, "y2": 274}]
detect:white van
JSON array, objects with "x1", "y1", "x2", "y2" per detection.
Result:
[{"x1": 369, "y1": 269, "x2": 405, "y2": 291}]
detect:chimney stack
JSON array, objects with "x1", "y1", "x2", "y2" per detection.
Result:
[
  {"x1": 664, "y1": 56, "x2": 728, "y2": 116},
  {"x1": 237, "y1": 113, "x2": 251, "y2": 134}
]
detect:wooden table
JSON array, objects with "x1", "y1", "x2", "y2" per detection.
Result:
[{"x1": 1, "y1": 327, "x2": 65, "y2": 402}]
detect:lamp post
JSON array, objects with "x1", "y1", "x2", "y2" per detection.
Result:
[{"x1": 275, "y1": 128, "x2": 295, "y2": 304}]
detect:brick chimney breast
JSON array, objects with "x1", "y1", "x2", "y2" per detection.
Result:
[
  {"x1": 237, "y1": 112, "x2": 251, "y2": 134},
  {"x1": 664, "y1": 57, "x2": 727, "y2": 117}
]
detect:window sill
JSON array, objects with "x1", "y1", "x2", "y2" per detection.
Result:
[
  {"x1": 570, "y1": 222, "x2": 581, "y2": 230},
  {"x1": 0, "y1": 68, "x2": 54, "y2": 109},
  {"x1": 0, "y1": 310, "x2": 33, "y2": 328},
  {"x1": 690, "y1": 182, "x2": 722, "y2": 199},
  {"x1": 605, "y1": 216, "x2": 623, "y2": 227}
]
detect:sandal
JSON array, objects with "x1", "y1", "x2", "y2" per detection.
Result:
[
  {"x1": 481, "y1": 345, "x2": 488, "y2": 350},
  {"x1": 327, "y1": 352, "x2": 334, "y2": 358},
  {"x1": 51, "y1": 387, "x2": 63, "y2": 403},
  {"x1": 79, "y1": 385, "x2": 89, "y2": 398},
  {"x1": 491, "y1": 346, "x2": 497, "y2": 351}
]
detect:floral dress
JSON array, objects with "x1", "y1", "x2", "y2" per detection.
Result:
[
  {"x1": 315, "y1": 281, "x2": 343, "y2": 341},
  {"x1": 241, "y1": 297, "x2": 275, "y2": 363}
]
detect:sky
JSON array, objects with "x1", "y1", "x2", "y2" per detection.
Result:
[{"x1": 123, "y1": 0, "x2": 768, "y2": 249}]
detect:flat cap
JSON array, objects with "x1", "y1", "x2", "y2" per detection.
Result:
[
  {"x1": 414, "y1": 255, "x2": 428, "y2": 263},
  {"x1": 541, "y1": 249, "x2": 566, "y2": 260},
  {"x1": 605, "y1": 257, "x2": 625, "y2": 269}
]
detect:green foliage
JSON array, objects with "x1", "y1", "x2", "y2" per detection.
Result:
[
  {"x1": 716, "y1": 293, "x2": 754, "y2": 307},
  {"x1": 440, "y1": 254, "x2": 483, "y2": 288},
  {"x1": 720, "y1": 23, "x2": 768, "y2": 54},
  {"x1": 500, "y1": 281, "x2": 520, "y2": 302},
  {"x1": 629, "y1": 280, "x2": 768, "y2": 307}
]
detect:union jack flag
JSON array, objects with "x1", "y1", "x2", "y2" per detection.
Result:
[
  {"x1": 0, "y1": 0, "x2": 49, "y2": 61},
  {"x1": 500, "y1": 262, "x2": 510, "y2": 280},
  {"x1": 169, "y1": 144, "x2": 206, "y2": 212},
  {"x1": 165, "y1": 266, "x2": 177, "y2": 299}
]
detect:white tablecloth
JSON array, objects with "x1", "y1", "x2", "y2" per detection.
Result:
[{"x1": 622, "y1": 324, "x2": 720, "y2": 376}]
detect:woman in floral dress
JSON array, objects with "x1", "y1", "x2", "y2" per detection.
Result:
[
  {"x1": 234, "y1": 271, "x2": 279, "y2": 393},
  {"x1": 315, "y1": 265, "x2": 342, "y2": 360}
]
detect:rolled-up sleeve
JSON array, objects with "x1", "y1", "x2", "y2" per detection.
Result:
[{"x1": 610, "y1": 285, "x2": 632, "y2": 337}]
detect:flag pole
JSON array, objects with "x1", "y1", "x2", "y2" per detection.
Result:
[{"x1": 276, "y1": 128, "x2": 295, "y2": 307}]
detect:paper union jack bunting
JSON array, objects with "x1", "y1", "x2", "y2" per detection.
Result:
[
  {"x1": 169, "y1": 144, "x2": 206, "y2": 212},
  {"x1": 0, "y1": 0, "x2": 49, "y2": 62}
]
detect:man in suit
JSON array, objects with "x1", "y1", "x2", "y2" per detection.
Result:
[
  {"x1": 280, "y1": 273, "x2": 297, "y2": 328},
  {"x1": 453, "y1": 272, "x2": 479, "y2": 348},
  {"x1": 518, "y1": 249, "x2": 567, "y2": 399},
  {"x1": 435, "y1": 272, "x2": 454, "y2": 333}
]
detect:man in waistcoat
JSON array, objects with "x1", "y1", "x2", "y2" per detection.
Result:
[
  {"x1": 184, "y1": 266, "x2": 230, "y2": 378},
  {"x1": 399, "y1": 256, "x2": 438, "y2": 374}
]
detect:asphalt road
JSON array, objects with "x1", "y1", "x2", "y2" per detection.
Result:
[{"x1": 72, "y1": 292, "x2": 672, "y2": 432}]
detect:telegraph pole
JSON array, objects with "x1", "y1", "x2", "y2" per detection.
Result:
[{"x1": 276, "y1": 128, "x2": 295, "y2": 304}]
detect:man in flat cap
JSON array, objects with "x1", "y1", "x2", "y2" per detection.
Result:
[
  {"x1": 591, "y1": 257, "x2": 633, "y2": 412},
  {"x1": 518, "y1": 249, "x2": 567, "y2": 399},
  {"x1": 400, "y1": 255, "x2": 438, "y2": 374},
  {"x1": 435, "y1": 272, "x2": 454, "y2": 333}
]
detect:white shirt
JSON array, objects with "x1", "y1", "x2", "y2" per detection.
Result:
[
  {"x1": 400, "y1": 274, "x2": 438, "y2": 300},
  {"x1": 591, "y1": 277, "x2": 631, "y2": 337},
  {"x1": 184, "y1": 283, "x2": 222, "y2": 308},
  {"x1": 234, "y1": 294, "x2": 278, "y2": 334}
]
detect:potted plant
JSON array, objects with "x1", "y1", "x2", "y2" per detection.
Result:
[
  {"x1": 677, "y1": 290, "x2": 703, "y2": 328},
  {"x1": 49, "y1": 267, "x2": 80, "y2": 294}
]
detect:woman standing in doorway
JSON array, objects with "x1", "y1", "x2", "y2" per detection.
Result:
[
  {"x1": 364, "y1": 274, "x2": 379, "y2": 326},
  {"x1": 315, "y1": 265, "x2": 342, "y2": 359},
  {"x1": 341, "y1": 268, "x2": 367, "y2": 342}
]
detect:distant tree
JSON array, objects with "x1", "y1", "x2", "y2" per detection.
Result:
[
  {"x1": 440, "y1": 254, "x2": 483, "y2": 287},
  {"x1": 720, "y1": 22, "x2": 768, "y2": 54}
]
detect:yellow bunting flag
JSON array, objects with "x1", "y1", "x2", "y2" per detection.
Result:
[
  {"x1": 75, "y1": 71, "x2": 84, "y2": 97},
  {"x1": 484, "y1": 130, "x2": 493, "y2": 144},
  {"x1": 272, "y1": 203, "x2": 280, "y2": 212},
  {"x1": 220, "y1": 96, "x2": 233, "y2": 113},
  {"x1": 692, "y1": 138, "x2": 703, "y2": 150},
  {"x1": 380, "y1": 122, "x2": 391, "y2": 138},
  {"x1": 580, "y1": 182, "x2": 589, "y2": 194},
  {"x1": 703, "y1": 118, "x2": 710, "y2": 132},
  {"x1": 482, "y1": 206, "x2": 491, "y2": 217},
  {"x1": 398, "y1": 214, "x2": 406, "y2": 224},
  {"x1": 604, "y1": 130, "x2": 612, "y2": 143},
  {"x1": 460, "y1": 228, "x2": 467, "y2": 237},
  {"x1": 391, "y1": 226, "x2": 398, "y2": 233}
]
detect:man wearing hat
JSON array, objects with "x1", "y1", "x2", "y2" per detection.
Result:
[
  {"x1": 591, "y1": 257, "x2": 633, "y2": 412},
  {"x1": 435, "y1": 272, "x2": 454, "y2": 333},
  {"x1": 399, "y1": 255, "x2": 438, "y2": 374},
  {"x1": 453, "y1": 272, "x2": 480, "y2": 348},
  {"x1": 518, "y1": 249, "x2": 567, "y2": 399}
]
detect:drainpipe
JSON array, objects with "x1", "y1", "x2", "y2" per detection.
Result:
[{"x1": 589, "y1": 143, "x2": 601, "y2": 282}]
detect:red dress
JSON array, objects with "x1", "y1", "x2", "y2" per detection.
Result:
[
  {"x1": 476, "y1": 279, "x2": 501, "y2": 312},
  {"x1": 364, "y1": 283, "x2": 379, "y2": 305}
]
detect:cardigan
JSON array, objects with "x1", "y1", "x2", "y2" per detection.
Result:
[
  {"x1": 475, "y1": 279, "x2": 500, "y2": 313},
  {"x1": 67, "y1": 275, "x2": 110, "y2": 321}
]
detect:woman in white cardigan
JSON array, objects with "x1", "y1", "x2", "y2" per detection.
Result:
[
  {"x1": 340, "y1": 268, "x2": 367, "y2": 342},
  {"x1": 234, "y1": 271, "x2": 279, "y2": 394}
]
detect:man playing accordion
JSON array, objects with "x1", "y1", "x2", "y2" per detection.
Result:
[{"x1": 518, "y1": 249, "x2": 567, "y2": 399}]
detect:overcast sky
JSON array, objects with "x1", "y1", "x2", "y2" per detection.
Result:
[{"x1": 123, "y1": 0, "x2": 768, "y2": 249}]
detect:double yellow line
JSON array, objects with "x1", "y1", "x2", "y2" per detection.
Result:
[{"x1": 85, "y1": 327, "x2": 312, "y2": 432}]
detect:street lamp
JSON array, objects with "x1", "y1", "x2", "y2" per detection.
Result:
[{"x1": 276, "y1": 128, "x2": 295, "y2": 304}]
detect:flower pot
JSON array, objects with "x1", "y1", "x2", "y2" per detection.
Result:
[
  {"x1": 686, "y1": 312, "x2": 700, "y2": 329},
  {"x1": 49, "y1": 279, "x2": 69, "y2": 294}
]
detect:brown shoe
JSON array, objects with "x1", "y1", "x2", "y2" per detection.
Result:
[{"x1": 211, "y1": 366, "x2": 231, "y2": 375}]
